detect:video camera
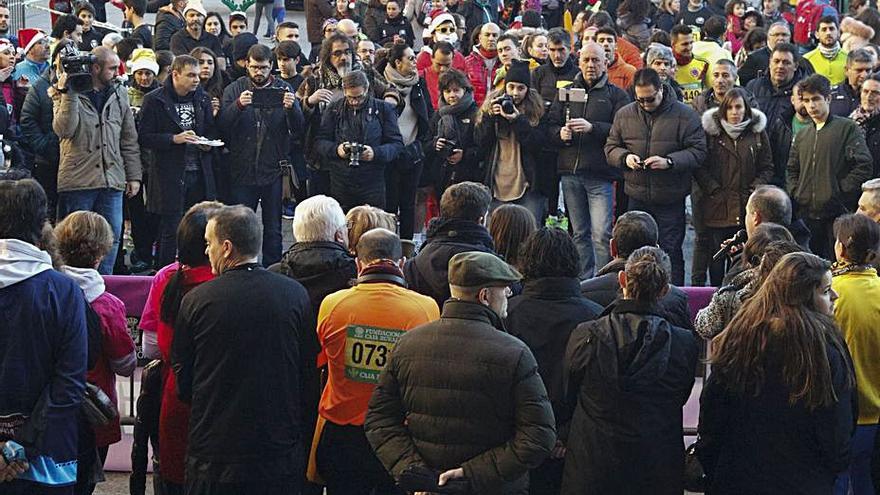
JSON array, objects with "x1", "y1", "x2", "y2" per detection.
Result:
[{"x1": 59, "y1": 44, "x2": 96, "y2": 93}]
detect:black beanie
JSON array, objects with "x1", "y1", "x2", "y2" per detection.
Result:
[
  {"x1": 233, "y1": 33, "x2": 259, "y2": 61},
  {"x1": 505, "y1": 59, "x2": 531, "y2": 88}
]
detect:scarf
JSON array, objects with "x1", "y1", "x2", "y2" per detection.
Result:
[
  {"x1": 850, "y1": 105, "x2": 880, "y2": 128},
  {"x1": 478, "y1": 47, "x2": 497, "y2": 60},
  {"x1": 832, "y1": 259, "x2": 876, "y2": 276},
  {"x1": 357, "y1": 259, "x2": 406, "y2": 287},
  {"x1": 818, "y1": 42, "x2": 841, "y2": 60},
  {"x1": 319, "y1": 63, "x2": 344, "y2": 90},
  {"x1": 438, "y1": 90, "x2": 475, "y2": 116},
  {"x1": 720, "y1": 118, "x2": 751, "y2": 139},
  {"x1": 383, "y1": 65, "x2": 419, "y2": 89}
]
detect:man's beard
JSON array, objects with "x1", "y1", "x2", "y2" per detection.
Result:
[
  {"x1": 250, "y1": 74, "x2": 267, "y2": 85},
  {"x1": 0, "y1": 25, "x2": 8, "y2": 34},
  {"x1": 335, "y1": 63, "x2": 351, "y2": 76}
]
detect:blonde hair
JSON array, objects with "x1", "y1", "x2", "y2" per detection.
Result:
[
  {"x1": 346, "y1": 205, "x2": 397, "y2": 254},
  {"x1": 55, "y1": 211, "x2": 114, "y2": 268}
]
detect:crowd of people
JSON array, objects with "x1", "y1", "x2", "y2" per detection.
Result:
[{"x1": 2, "y1": 0, "x2": 880, "y2": 492}]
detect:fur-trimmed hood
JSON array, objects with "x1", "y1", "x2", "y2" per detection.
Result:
[{"x1": 701, "y1": 106, "x2": 767, "y2": 136}]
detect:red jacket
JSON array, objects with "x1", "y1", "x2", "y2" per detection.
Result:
[
  {"x1": 416, "y1": 49, "x2": 467, "y2": 73},
  {"x1": 464, "y1": 50, "x2": 499, "y2": 106}
]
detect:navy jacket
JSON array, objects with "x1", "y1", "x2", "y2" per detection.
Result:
[
  {"x1": 138, "y1": 79, "x2": 217, "y2": 214},
  {"x1": 220, "y1": 76, "x2": 304, "y2": 186}
]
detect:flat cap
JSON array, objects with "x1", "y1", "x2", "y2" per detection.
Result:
[{"x1": 448, "y1": 251, "x2": 522, "y2": 288}]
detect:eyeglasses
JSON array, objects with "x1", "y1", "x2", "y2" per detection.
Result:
[
  {"x1": 436, "y1": 26, "x2": 455, "y2": 34},
  {"x1": 248, "y1": 65, "x2": 271, "y2": 72},
  {"x1": 332, "y1": 48, "x2": 352, "y2": 57},
  {"x1": 345, "y1": 92, "x2": 367, "y2": 104},
  {"x1": 636, "y1": 92, "x2": 659, "y2": 104}
]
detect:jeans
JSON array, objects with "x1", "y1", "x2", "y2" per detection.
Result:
[
  {"x1": 629, "y1": 198, "x2": 686, "y2": 286},
  {"x1": 385, "y1": 160, "x2": 423, "y2": 239},
  {"x1": 253, "y1": 1, "x2": 275, "y2": 35},
  {"x1": 691, "y1": 225, "x2": 741, "y2": 287},
  {"x1": 57, "y1": 188, "x2": 123, "y2": 275},
  {"x1": 158, "y1": 171, "x2": 206, "y2": 267},
  {"x1": 316, "y1": 422, "x2": 404, "y2": 495},
  {"x1": 835, "y1": 424, "x2": 878, "y2": 495},
  {"x1": 229, "y1": 178, "x2": 282, "y2": 266},
  {"x1": 561, "y1": 175, "x2": 614, "y2": 279},
  {"x1": 490, "y1": 188, "x2": 547, "y2": 228}
]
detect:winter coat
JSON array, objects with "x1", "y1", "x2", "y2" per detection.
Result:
[
  {"x1": 378, "y1": 15, "x2": 416, "y2": 46},
  {"x1": 219, "y1": 76, "x2": 304, "y2": 186},
  {"x1": 697, "y1": 334, "x2": 855, "y2": 494},
  {"x1": 694, "y1": 107, "x2": 774, "y2": 228},
  {"x1": 579, "y1": 257, "x2": 695, "y2": 330},
  {"x1": 605, "y1": 85, "x2": 707, "y2": 205},
  {"x1": 138, "y1": 80, "x2": 216, "y2": 214},
  {"x1": 859, "y1": 112, "x2": 880, "y2": 175},
  {"x1": 362, "y1": 0, "x2": 388, "y2": 42},
  {"x1": 473, "y1": 94, "x2": 546, "y2": 194},
  {"x1": 546, "y1": 73, "x2": 631, "y2": 179},
  {"x1": 744, "y1": 66, "x2": 809, "y2": 130},
  {"x1": 389, "y1": 75, "x2": 433, "y2": 164},
  {"x1": 306, "y1": 0, "x2": 334, "y2": 43},
  {"x1": 153, "y1": 8, "x2": 184, "y2": 52},
  {"x1": 531, "y1": 56, "x2": 579, "y2": 109},
  {"x1": 506, "y1": 277, "x2": 602, "y2": 433},
  {"x1": 403, "y1": 217, "x2": 495, "y2": 307},
  {"x1": 426, "y1": 97, "x2": 481, "y2": 191},
  {"x1": 693, "y1": 268, "x2": 756, "y2": 340},
  {"x1": 269, "y1": 240, "x2": 357, "y2": 312},
  {"x1": 52, "y1": 83, "x2": 143, "y2": 192},
  {"x1": 830, "y1": 82, "x2": 859, "y2": 117},
  {"x1": 21, "y1": 69, "x2": 58, "y2": 168},
  {"x1": 561, "y1": 299, "x2": 698, "y2": 495},
  {"x1": 786, "y1": 114, "x2": 874, "y2": 219},
  {"x1": 314, "y1": 95, "x2": 404, "y2": 191},
  {"x1": 365, "y1": 300, "x2": 556, "y2": 495},
  {"x1": 691, "y1": 86, "x2": 757, "y2": 115},
  {"x1": 464, "y1": 49, "x2": 499, "y2": 105},
  {"x1": 616, "y1": 13, "x2": 651, "y2": 51}
]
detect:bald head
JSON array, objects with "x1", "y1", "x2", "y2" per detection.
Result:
[
  {"x1": 337, "y1": 19, "x2": 359, "y2": 40},
  {"x1": 579, "y1": 41, "x2": 606, "y2": 82},
  {"x1": 746, "y1": 185, "x2": 792, "y2": 237},
  {"x1": 91, "y1": 46, "x2": 120, "y2": 89},
  {"x1": 478, "y1": 23, "x2": 500, "y2": 52},
  {"x1": 356, "y1": 228, "x2": 403, "y2": 263}
]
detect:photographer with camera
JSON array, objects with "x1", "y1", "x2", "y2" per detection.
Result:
[
  {"x1": 220, "y1": 43, "x2": 303, "y2": 267},
  {"x1": 428, "y1": 69, "x2": 480, "y2": 195},
  {"x1": 52, "y1": 45, "x2": 142, "y2": 275},
  {"x1": 546, "y1": 42, "x2": 630, "y2": 280},
  {"x1": 474, "y1": 59, "x2": 547, "y2": 223},
  {"x1": 315, "y1": 69, "x2": 403, "y2": 212}
]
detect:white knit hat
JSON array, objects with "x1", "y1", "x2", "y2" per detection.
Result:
[{"x1": 128, "y1": 48, "x2": 159, "y2": 75}]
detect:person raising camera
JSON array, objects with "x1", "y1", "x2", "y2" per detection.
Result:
[
  {"x1": 52, "y1": 45, "x2": 142, "y2": 275},
  {"x1": 314, "y1": 69, "x2": 404, "y2": 212},
  {"x1": 474, "y1": 59, "x2": 547, "y2": 223},
  {"x1": 219, "y1": 43, "x2": 303, "y2": 267}
]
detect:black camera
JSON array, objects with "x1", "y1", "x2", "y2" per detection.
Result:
[
  {"x1": 344, "y1": 142, "x2": 365, "y2": 168},
  {"x1": 59, "y1": 45, "x2": 96, "y2": 93},
  {"x1": 439, "y1": 139, "x2": 457, "y2": 160},
  {"x1": 494, "y1": 94, "x2": 516, "y2": 115}
]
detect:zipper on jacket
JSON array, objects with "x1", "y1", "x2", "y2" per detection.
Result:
[{"x1": 810, "y1": 126, "x2": 819, "y2": 214}]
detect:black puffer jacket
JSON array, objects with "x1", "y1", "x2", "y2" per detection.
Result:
[
  {"x1": 744, "y1": 66, "x2": 809, "y2": 129},
  {"x1": 365, "y1": 300, "x2": 556, "y2": 495},
  {"x1": 403, "y1": 217, "x2": 495, "y2": 308},
  {"x1": 531, "y1": 57, "x2": 579, "y2": 109},
  {"x1": 546, "y1": 73, "x2": 631, "y2": 179},
  {"x1": 562, "y1": 299, "x2": 698, "y2": 495},
  {"x1": 506, "y1": 277, "x2": 602, "y2": 433},
  {"x1": 605, "y1": 85, "x2": 707, "y2": 205},
  {"x1": 153, "y1": 8, "x2": 184, "y2": 51},
  {"x1": 579, "y1": 257, "x2": 694, "y2": 330},
  {"x1": 268, "y1": 240, "x2": 357, "y2": 311},
  {"x1": 20, "y1": 69, "x2": 58, "y2": 168}
]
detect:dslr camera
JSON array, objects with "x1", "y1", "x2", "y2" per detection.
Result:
[
  {"x1": 343, "y1": 142, "x2": 365, "y2": 168},
  {"x1": 493, "y1": 94, "x2": 516, "y2": 115},
  {"x1": 59, "y1": 44, "x2": 96, "y2": 93},
  {"x1": 438, "y1": 139, "x2": 457, "y2": 160}
]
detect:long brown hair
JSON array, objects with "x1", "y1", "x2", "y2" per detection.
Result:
[
  {"x1": 488, "y1": 204, "x2": 537, "y2": 268},
  {"x1": 477, "y1": 86, "x2": 545, "y2": 126},
  {"x1": 711, "y1": 252, "x2": 854, "y2": 410}
]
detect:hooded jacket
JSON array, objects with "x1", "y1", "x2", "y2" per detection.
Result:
[
  {"x1": 786, "y1": 114, "x2": 874, "y2": 219},
  {"x1": 605, "y1": 84, "x2": 707, "y2": 205},
  {"x1": 0, "y1": 239, "x2": 87, "y2": 487},
  {"x1": 52, "y1": 82, "x2": 143, "y2": 193},
  {"x1": 403, "y1": 217, "x2": 495, "y2": 308},
  {"x1": 153, "y1": 8, "x2": 184, "y2": 51},
  {"x1": 21, "y1": 68, "x2": 58, "y2": 169},
  {"x1": 365, "y1": 300, "x2": 556, "y2": 495},
  {"x1": 694, "y1": 107, "x2": 774, "y2": 228},
  {"x1": 546, "y1": 73, "x2": 631, "y2": 178},
  {"x1": 561, "y1": 299, "x2": 698, "y2": 495}
]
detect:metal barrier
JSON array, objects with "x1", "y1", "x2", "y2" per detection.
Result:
[{"x1": 8, "y1": 0, "x2": 25, "y2": 34}]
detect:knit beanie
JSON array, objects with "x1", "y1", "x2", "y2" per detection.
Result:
[
  {"x1": 505, "y1": 59, "x2": 531, "y2": 87},
  {"x1": 645, "y1": 43, "x2": 674, "y2": 66}
]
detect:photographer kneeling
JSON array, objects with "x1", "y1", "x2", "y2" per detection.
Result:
[
  {"x1": 315, "y1": 70, "x2": 404, "y2": 212},
  {"x1": 52, "y1": 45, "x2": 142, "y2": 275},
  {"x1": 474, "y1": 59, "x2": 547, "y2": 223}
]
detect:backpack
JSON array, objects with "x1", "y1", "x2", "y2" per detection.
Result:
[{"x1": 793, "y1": 0, "x2": 838, "y2": 47}]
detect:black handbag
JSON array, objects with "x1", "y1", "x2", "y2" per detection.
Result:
[
  {"x1": 683, "y1": 441, "x2": 707, "y2": 492},
  {"x1": 81, "y1": 382, "x2": 118, "y2": 427}
]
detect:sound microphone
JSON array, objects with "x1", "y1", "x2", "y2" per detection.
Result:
[{"x1": 712, "y1": 229, "x2": 748, "y2": 262}]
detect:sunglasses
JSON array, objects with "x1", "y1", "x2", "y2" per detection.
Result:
[
  {"x1": 636, "y1": 92, "x2": 659, "y2": 104},
  {"x1": 436, "y1": 26, "x2": 455, "y2": 34}
]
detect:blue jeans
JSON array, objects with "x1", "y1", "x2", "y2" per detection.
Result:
[
  {"x1": 57, "y1": 188, "x2": 123, "y2": 275},
  {"x1": 561, "y1": 175, "x2": 613, "y2": 279},
  {"x1": 230, "y1": 178, "x2": 283, "y2": 266},
  {"x1": 490, "y1": 188, "x2": 547, "y2": 227},
  {"x1": 835, "y1": 424, "x2": 877, "y2": 495}
]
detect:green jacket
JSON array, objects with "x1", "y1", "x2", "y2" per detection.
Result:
[
  {"x1": 786, "y1": 114, "x2": 873, "y2": 219},
  {"x1": 52, "y1": 83, "x2": 142, "y2": 193}
]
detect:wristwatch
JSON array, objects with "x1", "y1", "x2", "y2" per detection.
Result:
[{"x1": 666, "y1": 157, "x2": 674, "y2": 169}]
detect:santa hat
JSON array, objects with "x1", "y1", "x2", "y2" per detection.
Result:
[
  {"x1": 426, "y1": 13, "x2": 456, "y2": 36},
  {"x1": 0, "y1": 38, "x2": 13, "y2": 55},
  {"x1": 128, "y1": 48, "x2": 159, "y2": 75},
  {"x1": 183, "y1": 0, "x2": 207, "y2": 17},
  {"x1": 18, "y1": 28, "x2": 46, "y2": 56}
]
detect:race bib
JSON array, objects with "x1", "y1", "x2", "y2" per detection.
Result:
[{"x1": 344, "y1": 324, "x2": 406, "y2": 384}]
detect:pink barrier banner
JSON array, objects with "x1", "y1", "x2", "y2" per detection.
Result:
[{"x1": 104, "y1": 275, "x2": 154, "y2": 319}]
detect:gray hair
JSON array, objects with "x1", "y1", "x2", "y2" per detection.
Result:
[
  {"x1": 293, "y1": 195, "x2": 347, "y2": 242},
  {"x1": 862, "y1": 178, "x2": 880, "y2": 192}
]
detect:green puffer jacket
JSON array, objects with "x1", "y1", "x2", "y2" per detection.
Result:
[{"x1": 52, "y1": 83, "x2": 142, "y2": 193}]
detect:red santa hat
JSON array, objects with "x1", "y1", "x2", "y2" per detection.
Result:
[{"x1": 18, "y1": 28, "x2": 47, "y2": 56}]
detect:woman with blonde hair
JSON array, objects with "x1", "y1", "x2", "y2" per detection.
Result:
[{"x1": 346, "y1": 205, "x2": 398, "y2": 255}]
